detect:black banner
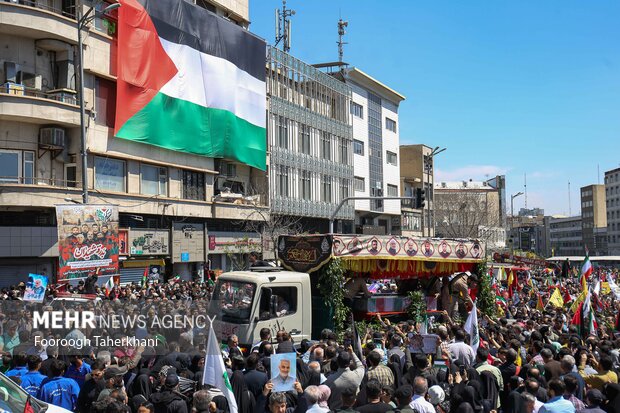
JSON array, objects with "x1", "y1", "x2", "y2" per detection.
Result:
[{"x1": 277, "y1": 235, "x2": 332, "y2": 273}]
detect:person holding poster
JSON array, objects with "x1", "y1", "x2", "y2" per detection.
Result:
[
  {"x1": 270, "y1": 353, "x2": 296, "y2": 392},
  {"x1": 23, "y1": 274, "x2": 48, "y2": 303}
]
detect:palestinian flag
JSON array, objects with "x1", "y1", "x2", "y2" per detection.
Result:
[{"x1": 116, "y1": 0, "x2": 267, "y2": 170}]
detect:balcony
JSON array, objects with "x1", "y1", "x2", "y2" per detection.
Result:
[
  {"x1": 0, "y1": 1, "x2": 77, "y2": 44},
  {"x1": 0, "y1": 84, "x2": 80, "y2": 126}
]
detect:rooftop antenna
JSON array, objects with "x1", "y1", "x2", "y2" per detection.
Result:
[
  {"x1": 337, "y1": 18, "x2": 348, "y2": 70},
  {"x1": 275, "y1": 0, "x2": 295, "y2": 53},
  {"x1": 568, "y1": 180, "x2": 572, "y2": 216},
  {"x1": 524, "y1": 172, "x2": 527, "y2": 209}
]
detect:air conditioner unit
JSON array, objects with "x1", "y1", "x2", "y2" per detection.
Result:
[
  {"x1": 39, "y1": 127, "x2": 66, "y2": 148},
  {"x1": 18, "y1": 71, "x2": 42, "y2": 90},
  {"x1": 4, "y1": 61, "x2": 18, "y2": 83}
]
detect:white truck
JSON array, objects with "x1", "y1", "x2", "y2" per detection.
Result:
[{"x1": 208, "y1": 268, "x2": 314, "y2": 352}]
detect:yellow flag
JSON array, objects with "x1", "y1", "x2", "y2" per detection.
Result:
[
  {"x1": 549, "y1": 288, "x2": 564, "y2": 308},
  {"x1": 536, "y1": 295, "x2": 544, "y2": 311},
  {"x1": 570, "y1": 289, "x2": 587, "y2": 313},
  {"x1": 507, "y1": 270, "x2": 513, "y2": 287}
]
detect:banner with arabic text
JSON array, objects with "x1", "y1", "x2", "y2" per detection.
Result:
[{"x1": 56, "y1": 204, "x2": 119, "y2": 280}]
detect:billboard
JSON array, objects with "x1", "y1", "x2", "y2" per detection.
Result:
[{"x1": 56, "y1": 204, "x2": 119, "y2": 280}]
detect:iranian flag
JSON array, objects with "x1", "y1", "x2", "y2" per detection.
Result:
[
  {"x1": 116, "y1": 0, "x2": 267, "y2": 170},
  {"x1": 204, "y1": 319, "x2": 238, "y2": 413},
  {"x1": 581, "y1": 252, "x2": 593, "y2": 281}
]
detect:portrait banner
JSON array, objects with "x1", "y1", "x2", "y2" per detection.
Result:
[
  {"x1": 270, "y1": 353, "x2": 297, "y2": 392},
  {"x1": 56, "y1": 204, "x2": 119, "y2": 280},
  {"x1": 23, "y1": 274, "x2": 48, "y2": 303},
  {"x1": 332, "y1": 235, "x2": 484, "y2": 261}
]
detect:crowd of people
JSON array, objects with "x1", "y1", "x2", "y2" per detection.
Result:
[{"x1": 0, "y1": 265, "x2": 617, "y2": 413}]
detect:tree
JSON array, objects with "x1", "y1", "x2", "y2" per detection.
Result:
[
  {"x1": 235, "y1": 209, "x2": 303, "y2": 259},
  {"x1": 434, "y1": 190, "x2": 504, "y2": 247},
  {"x1": 475, "y1": 260, "x2": 497, "y2": 317}
]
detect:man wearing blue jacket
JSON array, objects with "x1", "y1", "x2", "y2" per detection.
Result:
[
  {"x1": 38, "y1": 359, "x2": 80, "y2": 411},
  {"x1": 20, "y1": 355, "x2": 47, "y2": 397}
]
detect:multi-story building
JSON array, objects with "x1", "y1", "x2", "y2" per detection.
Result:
[
  {"x1": 266, "y1": 48, "x2": 354, "y2": 233},
  {"x1": 434, "y1": 177, "x2": 507, "y2": 250},
  {"x1": 580, "y1": 184, "x2": 607, "y2": 256},
  {"x1": 547, "y1": 215, "x2": 583, "y2": 257},
  {"x1": 336, "y1": 68, "x2": 405, "y2": 235},
  {"x1": 605, "y1": 168, "x2": 620, "y2": 255},
  {"x1": 399, "y1": 144, "x2": 432, "y2": 237},
  {"x1": 0, "y1": 0, "x2": 267, "y2": 284}
]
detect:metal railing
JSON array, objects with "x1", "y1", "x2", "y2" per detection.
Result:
[
  {"x1": 3, "y1": 0, "x2": 76, "y2": 19},
  {"x1": 0, "y1": 176, "x2": 79, "y2": 188},
  {"x1": 0, "y1": 86, "x2": 78, "y2": 106}
]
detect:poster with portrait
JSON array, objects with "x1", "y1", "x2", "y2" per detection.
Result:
[
  {"x1": 55, "y1": 204, "x2": 119, "y2": 280},
  {"x1": 407, "y1": 333, "x2": 439, "y2": 354},
  {"x1": 270, "y1": 353, "x2": 297, "y2": 392},
  {"x1": 23, "y1": 274, "x2": 48, "y2": 303}
]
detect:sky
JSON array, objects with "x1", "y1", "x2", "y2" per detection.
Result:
[{"x1": 249, "y1": 0, "x2": 620, "y2": 216}]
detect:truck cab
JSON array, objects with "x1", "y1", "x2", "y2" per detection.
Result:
[{"x1": 207, "y1": 268, "x2": 312, "y2": 351}]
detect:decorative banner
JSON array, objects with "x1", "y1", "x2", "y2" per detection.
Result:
[
  {"x1": 23, "y1": 274, "x2": 48, "y2": 302},
  {"x1": 333, "y1": 235, "x2": 484, "y2": 262},
  {"x1": 118, "y1": 229, "x2": 129, "y2": 255},
  {"x1": 492, "y1": 252, "x2": 547, "y2": 268},
  {"x1": 278, "y1": 235, "x2": 332, "y2": 273},
  {"x1": 56, "y1": 204, "x2": 119, "y2": 280}
]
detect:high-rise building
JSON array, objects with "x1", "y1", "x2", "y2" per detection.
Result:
[
  {"x1": 337, "y1": 68, "x2": 405, "y2": 235},
  {"x1": 0, "y1": 0, "x2": 266, "y2": 283},
  {"x1": 547, "y1": 215, "x2": 583, "y2": 257},
  {"x1": 399, "y1": 145, "x2": 432, "y2": 237},
  {"x1": 580, "y1": 184, "x2": 607, "y2": 256},
  {"x1": 604, "y1": 167, "x2": 620, "y2": 255}
]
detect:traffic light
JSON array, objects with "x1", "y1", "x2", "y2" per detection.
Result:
[{"x1": 416, "y1": 188, "x2": 426, "y2": 209}]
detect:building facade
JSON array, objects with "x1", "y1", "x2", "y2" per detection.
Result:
[
  {"x1": 338, "y1": 68, "x2": 405, "y2": 235},
  {"x1": 547, "y1": 215, "x2": 583, "y2": 257},
  {"x1": 266, "y1": 47, "x2": 354, "y2": 232},
  {"x1": 605, "y1": 168, "x2": 620, "y2": 255},
  {"x1": 580, "y1": 184, "x2": 607, "y2": 256},
  {"x1": 433, "y1": 177, "x2": 507, "y2": 250},
  {"x1": 0, "y1": 0, "x2": 267, "y2": 284},
  {"x1": 399, "y1": 144, "x2": 431, "y2": 237}
]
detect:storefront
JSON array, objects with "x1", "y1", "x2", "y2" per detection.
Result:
[
  {"x1": 207, "y1": 231, "x2": 262, "y2": 271},
  {"x1": 118, "y1": 228, "x2": 171, "y2": 284},
  {"x1": 171, "y1": 223, "x2": 206, "y2": 280}
]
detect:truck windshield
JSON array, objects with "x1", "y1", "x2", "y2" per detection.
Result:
[{"x1": 208, "y1": 280, "x2": 256, "y2": 323}]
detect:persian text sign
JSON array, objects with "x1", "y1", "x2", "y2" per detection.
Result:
[
  {"x1": 278, "y1": 235, "x2": 332, "y2": 273},
  {"x1": 56, "y1": 204, "x2": 119, "y2": 280}
]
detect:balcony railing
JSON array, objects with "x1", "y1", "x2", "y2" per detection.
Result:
[
  {"x1": 4, "y1": 0, "x2": 76, "y2": 19},
  {"x1": 0, "y1": 176, "x2": 79, "y2": 188},
  {"x1": 0, "y1": 84, "x2": 78, "y2": 105}
]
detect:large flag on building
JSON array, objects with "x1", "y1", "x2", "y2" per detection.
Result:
[
  {"x1": 204, "y1": 319, "x2": 238, "y2": 413},
  {"x1": 464, "y1": 302, "x2": 479, "y2": 354},
  {"x1": 116, "y1": 0, "x2": 267, "y2": 170}
]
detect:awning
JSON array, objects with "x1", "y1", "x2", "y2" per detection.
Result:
[{"x1": 121, "y1": 259, "x2": 166, "y2": 268}]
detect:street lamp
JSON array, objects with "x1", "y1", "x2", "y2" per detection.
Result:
[
  {"x1": 510, "y1": 191, "x2": 524, "y2": 253},
  {"x1": 77, "y1": 1, "x2": 121, "y2": 204},
  {"x1": 423, "y1": 146, "x2": 447, "y2": 237}
]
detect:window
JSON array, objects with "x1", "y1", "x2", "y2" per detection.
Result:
[
  {"x1": 95, "y1": 157, "x2": 126, "y2": 192},
  {"x1": 299, "y1": 170, "x2": 311, "y2": 201},
  {"x1": 385, "y1": 117, "x2": 397, "y2": 132},
  {"x1": 95, "y1": 77, "x2": 117, "y2": 128},
  {"x1": 299, "y1": 124, "x2": 311, "y2": 155},
  {"x1": 258, "y1": 286, "x2": 297, "y2": 320},
  {"x1": 321, "y1": 132, "x2": 331, "y2": 160},
  {"x1": 353, "y1": 140, "x2": 364, "y2": 156},
  {"x1": 321, "y1": 175, "x2": 332, "y2": 203},
  {"x1": 277, "y1": 116, "x2": 288, "y2": 149},
  {"x1": 340, "y1": 178, "x2": 350, "y2": 201},
  {"x1": 387, "y1": 184, "x2": 398, "y2": 197},
  {"x1": 354, "y1": 176, "x2": 365, "y2": 192},
  {"x1": 277, "y1": 165, "x2": 289, "y2": 196},
  {"x1": 402, "y1": 212, "x2": 421, "y2": 231},
  {"x1": 182, "y1": 170, "x2": 205, "y2": 200},
  {"x1": 141, "y1": 164, "x2": 167, "y2": 196},
  {"x1": 351, "y1": 102, "x2": 363, "y2": 118},
  {"x1": 386, "y1": 151, "x2": 397, "y2": 165},
  {"x1": 65, "y1": 163, "x2": 77, "y2": 188},
  {"x1": 0, "y1": 150, "x2": 35, "y2": 184},
  {"x1": 338, "y1": 137, "x2": 349, "y2": 164}
]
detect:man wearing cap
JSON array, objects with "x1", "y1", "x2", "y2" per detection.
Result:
[
  {"x1": 97, "y1": 366, "x2": 127, "y2": 401},
  {"x1": 576, "y1": 389, "x2": 606, "y2": 413},
  {"x1": 150, "y1": 373, "x2": 188, "y2": 413}
]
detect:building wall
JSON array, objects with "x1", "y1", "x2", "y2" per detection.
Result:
[
  {"x1": 605, "y1": 168, "x2": 620, "y2": 255},
  {"x1": 549, "y1": 216, "x2": 583, "y2": 256},
  {"x1": 581, "y1": 184, "x2": 607, "y2": 255}
]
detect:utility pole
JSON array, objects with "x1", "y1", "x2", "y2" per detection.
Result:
[
  {"x1": 275, "y1": 0, "x2": 295, "y2": 53},
  {"x1": 337, "y1": 18, "x2": 348, "y2": 71}
]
